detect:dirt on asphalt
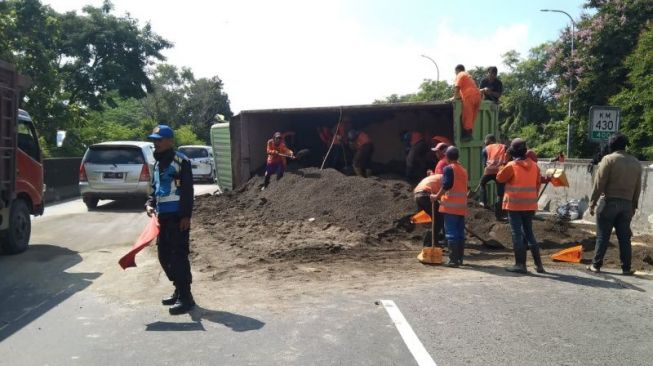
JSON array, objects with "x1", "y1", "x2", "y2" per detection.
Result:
[{"x1": 190, "y1": 168, "x2": 653, "y2": 286}]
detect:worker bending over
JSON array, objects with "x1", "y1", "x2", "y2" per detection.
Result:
[
  {"x1": 497, "y1": 138, "x2": 545, "y2": 274},
  {"x1": 348, "y1": 129, "x2": 374, "y2": 177},
  {"x1": 480, "y1": 134, "x2": 508, "y2": 219},
  {"x1": 414, "y1": 173, "x2": 445, "y2": 247},
  {"x1": 263, "y1": 132, "x2": 294, "y2": 190},
  {"x1": 432, "y1": 146, "x2": 468, "y2": 267},
  {"x1": 450, "y1": 64, "x2": 481, "y2": 142}
]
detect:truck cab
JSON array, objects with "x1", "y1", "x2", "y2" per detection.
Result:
[{"x1": 0, "y1": 60, "x2": 44, "y2": 254}]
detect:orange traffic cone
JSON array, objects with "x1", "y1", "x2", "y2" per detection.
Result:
[
  {"x1": 411, "y1": 210, "x2": 432, "y2": 224},
  {"x1": 551, "y1": 245, "x2": 582, "y2": 263}
]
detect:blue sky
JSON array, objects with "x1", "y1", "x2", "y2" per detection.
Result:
[{"x1": 45, "y1": 0, "x2": 588, "y2": 111}]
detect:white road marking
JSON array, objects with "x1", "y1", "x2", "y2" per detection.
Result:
[{"x1": 380, "y1": 300, "x2": 437, "y2": 366}]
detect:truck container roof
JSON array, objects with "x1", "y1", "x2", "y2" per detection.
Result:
[{"x1": 235, "y1": 101, "x2": 451, "y2": 117}]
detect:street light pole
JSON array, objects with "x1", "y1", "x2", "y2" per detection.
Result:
[
  {"x1": 420, "y1": 54, "x2": 440, "y2": 84},
  {"x1": 541, "y1": 9, "x2": 575, "y2": 158}
]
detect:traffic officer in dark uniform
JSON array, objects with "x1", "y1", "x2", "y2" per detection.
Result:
[{"x1": 145, "y1": 125, "x2": 195, "y2": 315}]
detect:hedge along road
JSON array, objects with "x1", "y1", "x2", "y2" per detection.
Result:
[{"x1": 1, "y1": 183, "x2": 653, "y2": 365}]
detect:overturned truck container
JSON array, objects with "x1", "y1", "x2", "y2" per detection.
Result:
[{"x1": 226, "y1": 100, "x2": 499, "y2": 190}]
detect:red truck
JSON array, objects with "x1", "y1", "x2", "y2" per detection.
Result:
[{"x1": 0, "y1": 60, "x2": 44, "y2": 254}]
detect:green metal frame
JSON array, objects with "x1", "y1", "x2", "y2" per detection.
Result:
[
  {"x1": 453, "y1": 100, "x2": 500, "y2": 202},
  {"x1": 210, "y1": 122, "x2": 233, "y2": 191}
]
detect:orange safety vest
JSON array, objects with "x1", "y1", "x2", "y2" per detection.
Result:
[
  {"x1": 410, "y1": 131, "x2": 424, "y2": 146},
  {"x1": 267, "y1": 139, "x2": 292, "y2": 165},
  {"x1": 439, "y1": 162, "x2": 468, "y2": 216},
  {"x1": 414, "y1": 174, "x2": 442, "y2": 194},
  {"x1": 355, "y1": 131, "x2": 372, "y2": 149},
  {"x1": 485, "y1": 143, "x2": 508, "y2": 175},
  {"x1": 502, "y1": 161, "x2": 540, "y2": 211}
]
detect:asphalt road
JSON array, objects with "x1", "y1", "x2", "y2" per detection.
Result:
[{"x1": 1, "y1": 185, "x2": 653, "y2": 366}]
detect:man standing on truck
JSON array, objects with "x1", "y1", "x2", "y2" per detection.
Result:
[
  {"x1": 262, "y1": 132, "x2": 294, "y2": 190},
  {"x1": 587, "y1": 133, "x2": 642, "y2": 276},
  {"x1": 432, "y1": 146, "x2": 468, "y2": 267},
  {"x1": 479, "y1": 134, "x2": 508, "y2": 219},
  {"x1": 450, "y1": 64, "x2": 481, "y2": 142},
  {"x1": 145, "y1": 125, "x2": 196, "y2": 315},
  {"x1": 480, "y1": 66, "x2": 503, "y2": 103}
]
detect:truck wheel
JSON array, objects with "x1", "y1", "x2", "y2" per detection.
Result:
[
  {"x1": 84, "y1": 197, "x2": 99, "y2": 210},
  {"x1": 1, "y1": 199, "x2": 31, "y2": 255}
]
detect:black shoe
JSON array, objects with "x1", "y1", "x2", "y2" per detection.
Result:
[
  {"x1": 445, "y1": 261, "x2": 460, "y2": 268},
  {"x1": 531, "y1": 246, "x2": 545, "y2": 273},
  {"x1": 622, "y1": 269, "x2": 636, "y2": 276},
  {"x1": 169, "y1": 296, "x2": 196, "y2": 315},
  {"x1": 505, "y1": 264, "x2": 527, "y2": 274},
  {"x1": 161, "y1": 289, "x2": 178, "y2": 306},
  {"x1": 586, "y1": 264, "x2": 600, "y2": 273}
]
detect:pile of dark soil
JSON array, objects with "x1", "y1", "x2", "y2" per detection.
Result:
[{"x1": 190, "y1": 168, "x2": 652, "y2": 281}]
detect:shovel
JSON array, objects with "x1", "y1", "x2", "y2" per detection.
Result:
[{"x1": 279, "y1": 149, "x2": 310, "y2": 160}]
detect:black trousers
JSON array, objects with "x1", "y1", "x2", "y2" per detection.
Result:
[
  {"x1": 353, "y1": 144, "x2": 374, "y2": 170},
  {"x1": 157, "y1": 214, "x2": 192, "y2": 290},
  {"x1": 405, "y1": 140, "x2": 430, "y2": 184},
  {"x1": 415, "y1": 193, "x2": 445, "y2": 246},
  {"x1": 479, "y1": 174, "x2": 506, "y2": 205}
]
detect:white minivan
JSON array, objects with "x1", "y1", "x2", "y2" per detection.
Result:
[{"x1": 178, "y1": 145, "x2": 215, "y2": 182}]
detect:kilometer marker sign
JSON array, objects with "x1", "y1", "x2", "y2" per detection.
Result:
[{"x1": 589, "y1": 106, "x2": 620, "y2": 142}]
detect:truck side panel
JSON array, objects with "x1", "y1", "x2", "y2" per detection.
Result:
[{"x1": 0, "y1": 61, "x2": 18, "y2": 230}]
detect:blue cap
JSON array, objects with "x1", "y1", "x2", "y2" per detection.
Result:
[{"x1": 148, "y1": 125, "x2": 174, "y2": 140}]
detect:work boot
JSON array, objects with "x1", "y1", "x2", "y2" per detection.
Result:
[
  {"x1": 506, "y1": 247, "x2": 527, "y2": 274},
  {"x1": 169, "y1": 287, "x2": 195, "y2": 315},
  {"x1": 457, "y1": 241, "x2": 465, "y2": 266},
  {"x1": 461, "y1": 130, "x2": 473, "y2": 142},
  {"x1": 365, "y1": 169, "x2": 373, "y2": 178},
  {"x1": 353, "y1": 167, "x2": 364, "y2": 177},
  {"x1": 530, "y1": 246, "x2": 545, "y2": 273},
  {"x1": 161, "y1": 289, "x2": 179, "y2": 306},
  {"x1": 445, "y1": 242, "x2": 459, "y2": 268}
]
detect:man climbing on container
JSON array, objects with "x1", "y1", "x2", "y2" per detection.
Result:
[
  {"x1": 348, "y1": 129, "x2": 374, "y2": 177},
  {"x1": 497, "y1": 138, "x2": 545, "y2": 274},
  {"x1": 414, "y1": 173, "x2": 445, "y2": 247},
  {"x1": 403, "y1": 131, "x2": 430, "y2": 184},
  {"x1": 449, "y1": 64, "x2": 481, "y2": 142},
  {"x1": 145, "y1": 125, "x2": 196, "y2": 315},
  {"x1": 479, "y1": 134, "x2": 508, "y2": 220},
  {"x1": 587, "y1": 133, "x2": 642, "y2": 276},
  {"x1": 432, "y1": 146, "x2": 468, "y2": 267},
  {"x1": 262, "y1": 132, "x2": 294, "y2": 190},
  {"x1": 479, "y1": 66, "x2": 503, "y2": 103}
]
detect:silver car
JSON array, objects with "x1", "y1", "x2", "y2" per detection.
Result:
[
  {"x1": 79, "y1": 141, "x2": 155, "y2": 210},
  {"x1": 178, "y1": 145, "x2": 216, "y2": 182}
]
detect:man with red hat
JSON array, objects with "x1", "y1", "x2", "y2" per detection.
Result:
[
  {"x1": 428, "y1": 142, "x2": 450, "y2": 176},
  {"x1": 262, "y1": 132, "x2": 294, "y2": 190}
]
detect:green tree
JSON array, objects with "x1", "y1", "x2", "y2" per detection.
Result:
[
  {"x1": 175, "y1": 125, "x2": 203, "y2": 146},
  {"x1": 610, "y1": 26, "x2": 653, "y2": 159},
  {"x1": 375, "y1": 79, "x2": 452, "y2": 103},
  {"x1": 545, "y1": 0, "x2": 653, "y2": 157}
]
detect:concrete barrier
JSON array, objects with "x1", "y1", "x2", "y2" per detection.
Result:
[
  {"x1": 538, "y1": 159, "x2": 653, "y2": 235},
  {"x1": 43, "y1": 157, "x2": 82, "y2": 203}
]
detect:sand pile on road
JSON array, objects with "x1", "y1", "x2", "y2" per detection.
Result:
[{"x1": 190, "y1": 168, "x2": 653, "y2": 280}]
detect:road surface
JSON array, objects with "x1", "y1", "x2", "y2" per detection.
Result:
[{"x1": 1, "y1": 184, "x2": 653, "y2": 365}]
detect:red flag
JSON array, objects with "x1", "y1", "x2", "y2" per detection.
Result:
[{"x1": 119, "y1": 216, "x2": 160, "y2": 269}]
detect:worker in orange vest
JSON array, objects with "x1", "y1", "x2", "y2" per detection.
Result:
[
  {"x1": 432, "y1": 146, "x2": 468, "y2": 267},
  {"x1": 450, "y1": 64, "x2": 481, "y2": 142},
  {"x1": 262, "y1": 132, "x2": 294, "y2": 190},
  {"x1": 480, "y1": 134, "x2": 508, "y2": 219},
  {"x1": 414, "y1": 173, "x2": 445, "y2": 247},
  {"x1": 497, "y1": 138, "x2": 544, "y2": 274},
  {"x1": 348, "y1": 129, "x2": 374, "y2": 177}
]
